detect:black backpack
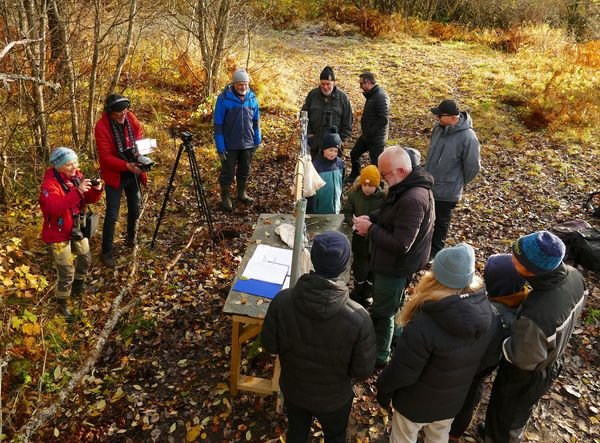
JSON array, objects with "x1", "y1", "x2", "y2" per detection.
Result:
[{"x1": 570, "y1": 227, "x2": 600, "y2": 271}]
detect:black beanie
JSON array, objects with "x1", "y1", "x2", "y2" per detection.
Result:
[
  {"x1": 105, "y1": 93, "x2": 130, "y2": 113},
  {"x1": 311, "y1": 231, "x2": 350, "y2": 279},
  {"x1": 321, "y1": 126, "x2": 341, "y2": 149},
  {"x1": 320, "y1": 66, "x2": 335, "y2": 81}
]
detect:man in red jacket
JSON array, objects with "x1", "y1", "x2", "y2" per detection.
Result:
[
  {"x1": 95, "y1": 93, "x2": 146, "y2": 267},
  {"x1": 40, "y1": 147, "x2": 103, "y2": 319}
]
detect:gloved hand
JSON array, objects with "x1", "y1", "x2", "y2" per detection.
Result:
[
  {"x1": 376, "y1": 389, "x2": 392, "y2": 409},
  {"x1": 218, "y1": 152, "x2": 227, "y2": 161}
]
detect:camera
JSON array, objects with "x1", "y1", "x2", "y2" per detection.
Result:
[
  {"x1": 180, "y1": 131, "x2": 193, "y2": 144},
  {"x1": 90, "y1": 178, "x2": 101, "y2": 187},
  {"x1": 124, "y1": 145, "x2": 155, "y2": 172}
]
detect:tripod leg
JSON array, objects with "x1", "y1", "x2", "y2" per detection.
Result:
[
  {"x1": 187, "y1": 148, "x2": 215, "y2": 238},
  {"x1": 151, "y1": 143, "x2": 185, "y2": 247}
]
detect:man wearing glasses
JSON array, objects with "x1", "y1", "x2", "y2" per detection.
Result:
[
  {"x1": 353, "y1": 146, "x2": 435, "y2": 368},
  {"x1": 425, "y1": 99, "x2": 481, "y2": 261},
  {"x1": 346, "y1": 71, "x2": 390, "y2": 184},
  {"x1": 95, "y1": 93, "x2": 146, "y2": 267}
]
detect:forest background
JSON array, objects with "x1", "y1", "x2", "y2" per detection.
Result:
[{"x1": 1, "y1": 0, "x2": 599, "y2": 441}]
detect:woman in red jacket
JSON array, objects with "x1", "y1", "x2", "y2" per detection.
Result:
[
  {"x1": 40, "y1": 147, "x2": 103, "y2": 319},
  {"x1": 94, "y1": 93, "x2": 146, "y2": 267}
]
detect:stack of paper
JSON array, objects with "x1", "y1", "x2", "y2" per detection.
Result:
[{"x1": 233, "y1": 245, "x2": 293, "y2": 299}]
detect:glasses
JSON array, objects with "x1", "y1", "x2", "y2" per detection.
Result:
[
  {"x1": 380, "y1": 167, "x2": 398, "y2": 179},
  {"x1": 113, "y1": 108, "x2": 129, "y2": 115}
]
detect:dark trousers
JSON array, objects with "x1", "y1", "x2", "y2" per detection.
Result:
[
  {"x1": 484, "y1": 360, "x2": 561, "y2": 443},
  {"x1": 285, "y1": 398, "x2": 353, "y2": 443},
  {"x1": 102, "y1": 176, "x2": 141, "y2": 253},
  {"x1": 349, "y1": 136, "x2": 384, "y2": 177},
  {"x1": 431, "y1": 200, "x2": 457, "y2": 256},
  {"x1": 218, "y1": 148, "x2": 255, "y2": 187}
]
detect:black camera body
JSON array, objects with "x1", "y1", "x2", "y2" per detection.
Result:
[
  {"x1": 124, "y1": 146, "x2": 154, "y2": 172},
  {"x1": 90, "y1": 178, "x2": 101, "y2": 187},
  {"x1": 180, "y1": 131, "x2": 193, "y2": 145}
]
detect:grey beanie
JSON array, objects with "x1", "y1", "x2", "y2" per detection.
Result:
[
  {"x1": 232, "y1": 68, "x2": 250, "y2": 83},
  {"x1": 433, "y1": 243, "x2": 475, "y2": 289},
  {"x1": 403, "y1": 147, "x2": 421, "y2": 168}
]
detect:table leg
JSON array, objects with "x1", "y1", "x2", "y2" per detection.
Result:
[{"x1": 230, "y1": 319, "x2": 241, "y2": 396}]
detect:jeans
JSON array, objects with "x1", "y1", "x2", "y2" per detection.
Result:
[
  {"x1": 49, "y1": 238, "x2": 91, "y2": 299},
  {"x1": 371, "y1": 273, "x2": 408, "y2": 362},
  {"x1": 285, "y1": 398, "x2": 353, "y2": 443},
  {"x1": 218, "y1": 148, "x2": 255, "y2": 187},
  {"x1": 102, "y1": 175, "x2": 141, "y2": 254},
  {"x1": 349, "y1": 135, "x2": 384, "y2": 177},
  {"x1": 431, "y1": 200, "x2": 457, "y2": 256}
]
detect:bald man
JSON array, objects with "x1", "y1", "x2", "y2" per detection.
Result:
[{"x1": 354, "y1": 146, "x2": 435, "y2": 367}]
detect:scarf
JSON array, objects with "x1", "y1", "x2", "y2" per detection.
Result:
[{"x1": 109, "y1": 115, "x2": 136, "y2": 161}]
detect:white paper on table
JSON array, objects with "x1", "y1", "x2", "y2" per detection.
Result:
[{"x1": 242, "y1": 244, "x2": 293, "y2": 285}]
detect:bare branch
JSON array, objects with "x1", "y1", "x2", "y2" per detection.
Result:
[
  {"x1": 0, "y1": 74, "x2": 60, "y2": 91},
  {"x1": 0, "y1": 38, "x2": 43, "y2": 61}
]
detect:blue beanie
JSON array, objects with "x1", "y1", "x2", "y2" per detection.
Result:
[
  {"x1": 311, "y1": 231, "x2": 350, "y2": 278},
  {"x1": 322, "y1": 126, "x2": 341, "y2": 149},
  {"x1": 513, "y1": 231, "x2": 565, "y2": 275},
  {"x1": 433, "y1": 243, "x2": 475, "y2": 289},
  {"x1": 484, "y1": 254, "x2": 526, "y2": 297},
  {"x1": 50, "y1": 147, "x2": 78, "y2": 168}
]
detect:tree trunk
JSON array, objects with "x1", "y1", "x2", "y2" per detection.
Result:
[
  {"x1": 83, "y1": 0, "x2": 101, "y2": 154},
  {"x1": 107, "y1": 0, "x2": 138, "y2": 94}
]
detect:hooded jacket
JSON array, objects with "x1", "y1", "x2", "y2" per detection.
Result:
[
  {"x1": 368, "y1": 167, "x2": 435, "y2": 276},
  {"x1": 307, "y1": 154, "x2": 345, "y2": 214},
  {"x1": 301, "y1": 86, "x2": 353, "y2": 152},
  {"x1": 40, "y1": 167, "x2": 103, "y2": 243},
  {"x1": 95, "y1": 111, "x2": 146, "y2": 189},
  {"x1": 377, "y1": 288, "x2": 496, "y2": 422},
  {"x1": 343, "y1": 185, "x2": 386, "y2": 255},
  {"x1": 260, "y1": 272, "x2": 376, "y2": 412},
  {"x1": 424, "y1": 111, "x2": 480, "y2": 202},
  {"x1": 213, "y1": 84, "x2": 261, "y2": 153},
  {"x1": 502, "y1": 263, "x2": 587, "y2": 372},
  {"x1": 360, "y1": 84, "x2": 389, "y2": 147}
]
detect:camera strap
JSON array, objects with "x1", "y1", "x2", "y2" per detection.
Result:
[
  {"x1": 53, "y1": 168, "x2": 85, "y2": 215},
  {"x1": 109, "y1": 115, "x2": 137, "y2": 161}
]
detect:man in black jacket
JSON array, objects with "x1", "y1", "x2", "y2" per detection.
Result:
[
  {"x1": 261, "y1": 231, "x2": 376, "y2": 443},
  {"x1": 346, "y1": 72, "x2": 390, "y2": 183},
  {"x1": 484, "y1": 231, "x2": 587, "y2": 442},
  {"x1": 353, "y1": 146, "x2": 435, "y2": 367}
]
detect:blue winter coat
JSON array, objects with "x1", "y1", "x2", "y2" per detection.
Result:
[
  {"x1": 308, "y1": 155, "x2": 345, "y2": 214},
  {"x1": 213, "y1": 85, "x2": 261, "y2": 153}
]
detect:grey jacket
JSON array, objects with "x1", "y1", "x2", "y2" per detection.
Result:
[{"x1": 424, "y1": 111, "x2": 481, "y2": 202}]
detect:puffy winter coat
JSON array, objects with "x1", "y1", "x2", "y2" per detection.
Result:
[
  {"x1": 261, "y1": 272, "x2": 376, "y2": 413},
  {"x1": 503, "y1": 263, "x2": 587, "y2": 372},
  {"x1": 301, "y1": 86, "x2": 353, "y2": 152},
  {"x1": 343, "y1": 185, "x2": 385, "y2": 256},
  {"x1": 307, "y1": 154, "x2": 345, "y2": 214},
  {"x1": 360, "y1": 84, "x2": 389, "y2": 147},
  {"x1": 95, "y1": 111, "x2": 146, "y2": 189},
  {"x1": 424, "y1": 111, "x2": 480, "y2": 202},
  {"x1": 369, "y1": 167, "x2": 434, "y2": 277},
  {"x1": 213, "y1": 85, "x2": 261, "y2": 153},
  {"x1": 377, "y1": 289, "x2": 496, "y2": 422},
  {"x1": 40, "y1": 167, "x2": 103, "y2": 243}
]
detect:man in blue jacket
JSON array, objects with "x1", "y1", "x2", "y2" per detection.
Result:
[
  {"x1": 425, "y1": 99, "x2": 480, "y2": 259},
  {"x1": 214, "y1": 68, "x2": 261, "y2": 210}
]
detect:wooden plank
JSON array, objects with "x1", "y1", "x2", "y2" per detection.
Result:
[{"x1": 238, "y1": 376, "x2": 276, "y2": 395}]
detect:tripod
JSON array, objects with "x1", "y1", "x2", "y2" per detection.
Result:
[{"x1": 151, "y1": 137, "x2": 215, "y2": 247}]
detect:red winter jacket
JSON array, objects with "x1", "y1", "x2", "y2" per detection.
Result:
[
  {"x1": 40, "y1": 167, "x2": 103, "y2": 243},
  {"x1": 94, "y1": 111, "x2": 146, "y2": 189}
]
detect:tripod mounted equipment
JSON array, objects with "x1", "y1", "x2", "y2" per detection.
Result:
[{"x1": 151, "y1": 131, "x2": 215, "y2": 247}]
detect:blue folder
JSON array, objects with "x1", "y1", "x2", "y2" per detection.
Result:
[{"x1": 233, "y1": 278, "x2": 283, "y2": 299}]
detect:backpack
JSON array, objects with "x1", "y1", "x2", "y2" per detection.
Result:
[
  {"x1": 570, "y1": 227, "x2": 600, "y2": 271},
  {"x1": 550, "y1": 219, "x2": 592, "y2": 259}
]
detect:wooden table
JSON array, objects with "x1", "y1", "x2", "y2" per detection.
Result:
[{"x1": 223, "y1": 213, "x2": 350, "y2": 407}]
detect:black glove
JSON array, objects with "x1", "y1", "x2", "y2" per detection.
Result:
[
  {"x1": 218, "y1": 152, "x2": 227, "y2": 161},
  {"x1": 376, "y1": 389, "x2": 392, "y2": 409}
]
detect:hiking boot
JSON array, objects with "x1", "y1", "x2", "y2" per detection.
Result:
[
  {"x1": 125, "y1": 235, "x2": 138, "y2": 248},
  {"x1": 101, "y1": 251, "x2": 116, "y2": 268},
  {"x1": 71, "y1": 279, "x2": 85, "y2": 297},
  {"x1": 237, "y1": 180, "x2": 254, "y2": 205},
  {"x1": 220, "y1": 186, "x2": 233, "y2": 211},
  {"x1": 57, "y1": 298, "x2": 74, "y2": 322}
]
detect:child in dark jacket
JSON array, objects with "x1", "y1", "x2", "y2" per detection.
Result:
[
  {"x1": 449, "y1": 253, "x2": 528, "y2": 441},
  {"x1": 342, "y1": 165, "x2": 386, "y2": 307},
  {"x1": 261, "y1": 231, "x2": 376, "y2": 443},
  {"x1": 307, "y1": 127, "x2": 345, "y2": 214}
]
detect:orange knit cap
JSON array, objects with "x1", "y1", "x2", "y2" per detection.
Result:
[{"x1": 359, "y1": 165, "x2": 380, "y2": 186}]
